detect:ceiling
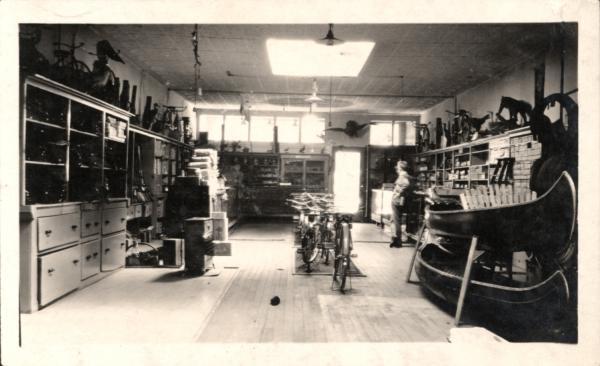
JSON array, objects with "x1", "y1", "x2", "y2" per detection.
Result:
[{"x1": 93, "y1": 23, "x2": 563, "y2": 114}]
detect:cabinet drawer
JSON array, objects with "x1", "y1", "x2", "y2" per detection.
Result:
[
  {"x1": 81, "y1": 210, "x2": 101, "y2": 237},
  {"x1": 102, "y1": 207, "x2": 127, "y2": 235},
  {"x1": 38, "y1": 213, "x2": 81, "y2": 252},
  {"x1": 81, "y1": 240, "x2": 101, "y2": 280},
  {"x1": 38, "y1": 245, "x2": 81, "y2": 306},
  {"x1": 101, "y1": 232, "x2": 126, "y2": 271}
]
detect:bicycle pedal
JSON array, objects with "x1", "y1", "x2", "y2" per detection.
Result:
[{"x1": 350, "y1": 253, "x2": 358, "y2": 258}]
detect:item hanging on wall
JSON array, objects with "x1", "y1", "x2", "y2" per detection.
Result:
[
  {"x1": 324, "y1": 120, "x2": 373, "y2": 138},
  {"x1": 119, "y1": 80, "x2": 130, "y2": 111},
  {"x1": 89, "y1": 40, "x2": 124, "y2": 103},
  {"x1": 435, "y1": 118, "x2": 443, "y2": 148},
  {"x1": 112, "y1": 77, "x2": 121, "y2": 106},
  {"x1": 497, "y1": 96, "x2": 532, "y2": 128},
  {"x1": 130, "y1": 85, "x2": 138, "y2": 115},
  {"x1": 417, "y1": 124, "x2": 431, "y2": 152},
  {"x1": 142, "y1": 96, "x2": 153, "y2": 128},
  {"x1": 49, "y1": 31, "x2": 91, "y2": 91},
  {"x1": 19, "y1": 27, "x2": 50, "y2": 76}
]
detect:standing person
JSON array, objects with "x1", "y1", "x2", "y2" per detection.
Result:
[{"x1": 390, "y1": 160, "x2": 414, "y2": 248}]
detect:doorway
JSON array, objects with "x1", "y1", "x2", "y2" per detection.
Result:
[{"x1": 332, "y1": 148, "x2": 365, "y2": 221}]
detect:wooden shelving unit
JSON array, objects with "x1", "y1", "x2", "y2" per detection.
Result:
[
  {"x1": 412, "y1": 127, "x2": 541, "y2": 191},
  {"x1": 20, "y1": 75, "x2": 133, "y2": 313}
]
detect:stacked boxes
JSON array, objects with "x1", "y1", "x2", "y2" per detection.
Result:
[
  {"x1": 211, "y1": 211, "x2": 229, "y2": 241},
  {"x1": 188, "y1": 148, "x2": 220, "y2": 195},
  {"x1": 510, "y1": 134, "x2": 542, "y2": 190}
]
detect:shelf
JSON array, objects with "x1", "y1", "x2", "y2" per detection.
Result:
[
  {"x1": 72, "y1": 165, "x2": 101, "y2": 169},
  {"x1": 70, "y1": 128, "x2": 100, "y2": 138},
  {"x1": 25, "y1": 160, "x2": 65, "y2": 166},
  {"x1": 471, "y1": 150, "x2": 489, "y2": 155},
  {"x1": 454, "y1": 153, "x2": 470, "y2": 157},
  {"x1": 26, "y1": 118, "x2": 65, "y2": 130}
]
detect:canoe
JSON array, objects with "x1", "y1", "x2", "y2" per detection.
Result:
[
  {"x1": 415, "y1": 243, "x2": 570, "y2": 308},
  {"x1": 425, "y1": 171, "x2": 576, "y2": 254}
]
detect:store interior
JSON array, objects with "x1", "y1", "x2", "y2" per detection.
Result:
[{"x1": 14, "y1": 22, "x2": 579, "y2": 346}]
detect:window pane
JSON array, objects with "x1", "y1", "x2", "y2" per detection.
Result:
[
  {"x1": 369, "y1": 121, "x2": 393, "y2": 146},
  {"x1": 199, "y1": 115, "x2": 223, "y2": 142},
  {"x1": 276, "y1": 117, "x2": 300, "y2": 143},
  {"x1": 250, "y1": 116, "x2": 274, "y2": 142},
  {"x1": 224, "y1": 115, "x2": 248, "y2": 142},
  {"x1": 393, "y1": 121, "x2": 417, "y2": 145},
  {"x1": 301, "y1": 116, "x2": 325, "y2": 143}
]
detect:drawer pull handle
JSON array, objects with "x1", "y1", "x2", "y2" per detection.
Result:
[
  {"x1": 73, "y1": 259, "x2": 80, "y2": 264},
  {"x1": 121, "y1": 218, "x2": 126, "y2": 222},
  {"x1": 86, "y1": 255, "x2": 92, "y2": 260},
  {"x1": 71, "y1": 225, "x2": 78, "y2": 230},
  {"x1": 120, "y1": 242, "x2": 125, "y2": 247},
  {"x1": 93, "y1": 252, "x2": 98, "y2": 257},
  {"x1": 86, "y1": 223, "x2": 91, "y2": 228},
  {"x1": 105, "y1": 248, "x2": 111, "y2": 253},
  {"x1": 48, "y1": 268, "x2": 55, "y2": 274},
  {"x1": 94, "y1": 222, "x2": 99, "y2": 226},
  {"x1": 44, "y1": 230, "x2": 52, "y2": 236},
  {"x1": 105, "y1": 220, "x2": 110, "y2": 224}
]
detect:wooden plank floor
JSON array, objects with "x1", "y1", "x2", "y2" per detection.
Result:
[
  {"x1": 198, "y1": 221, "x2": 454, "y2": 342},
  {"x1": 20, "y1": 221, "x2": 456, "y2": 345}
]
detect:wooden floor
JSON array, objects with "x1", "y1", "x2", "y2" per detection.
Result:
[{"x1": 20, "y1": 221, "x2": 456, "y2": 345}]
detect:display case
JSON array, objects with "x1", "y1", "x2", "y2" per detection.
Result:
[
  {"x1": 280, "y1": 154, "x2": 329, "y2": 191},
  {"x1": 220, "y1": 152, "x2": 280, "y2": 186},
  {"x1": 22, "y1": 75, "x2": 130, "y2": 205}
]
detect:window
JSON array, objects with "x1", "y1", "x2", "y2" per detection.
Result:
[
  {"x1": 369, "y1": 120, "x2": 417, "y2": 146},
  {"x1": 199, "y1": 115, "x2": 223, "y2": 142},
  {"x1": 250, "y1": 116, "x2": 274, "y2": 142},
  {"x1": 276, "y1": 117, "x2": 300, "y2": 143},
  {"x1": 301, "y1": 116, "x2": 325, "y2": 143},
  {"x1": 369, "y1": 121, "x2": 394, "y2": 146},
  {"x1": 224, "y1": 115, "x2": 249, "y2": 142}
]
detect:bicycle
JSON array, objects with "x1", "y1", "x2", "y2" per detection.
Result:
[
  {"x1": 287, "y1": 192, "x2": 334, "y2": 272},
  {"x1": 331, "y1": 212, "x2": 354, "y2": 293}
]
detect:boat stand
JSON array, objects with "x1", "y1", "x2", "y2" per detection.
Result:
[
  {"x1": 406, "y1": 223, "x2": 427, "y2": 283},
  {"x1": 455, "y1": 235, "x2": 479, "y2": 326}
]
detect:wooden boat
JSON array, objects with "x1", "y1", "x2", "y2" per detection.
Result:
[
  {"x1": 425, "y1": 171, "x2": 576, "y2": 254},
  {"x1": 414, "y1": 242, "x2": 570, "y2": 309}
]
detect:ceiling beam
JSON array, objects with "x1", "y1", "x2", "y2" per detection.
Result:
[{"x1": 170, "y1": 88, "x2": 453, "y2": 99}]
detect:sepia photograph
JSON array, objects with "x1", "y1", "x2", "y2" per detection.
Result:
[{"x1": 1, "y1": 1, "x2": 599, "y2": 365}]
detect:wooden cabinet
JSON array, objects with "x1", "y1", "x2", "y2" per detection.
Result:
[
  {"x1": 38, "y1": 244, "x2": 81, "y2": 307},
  {"x1": 20, "y1": 75, "x2": 132, "y2": 313}
]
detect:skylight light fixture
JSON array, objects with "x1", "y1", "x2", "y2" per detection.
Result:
[{"x1": 266, "y1": 39, "x2": 375, "y2": 77}]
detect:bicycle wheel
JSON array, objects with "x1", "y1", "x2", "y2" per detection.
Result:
[
  {"x1": 338, "y1": 255, "x2": 349, "y2": 293},
  {"x1": 303, "y1": 225, "x2": 320, "y2": 264}
]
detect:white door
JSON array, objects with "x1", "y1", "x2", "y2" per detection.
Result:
[{"x1": 333, "y1": 150, "x2": 362, "y2": 214}]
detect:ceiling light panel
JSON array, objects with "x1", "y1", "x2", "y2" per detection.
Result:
[{"x1": 266, "y1": 39, "x2": 375, "y2": 77}]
